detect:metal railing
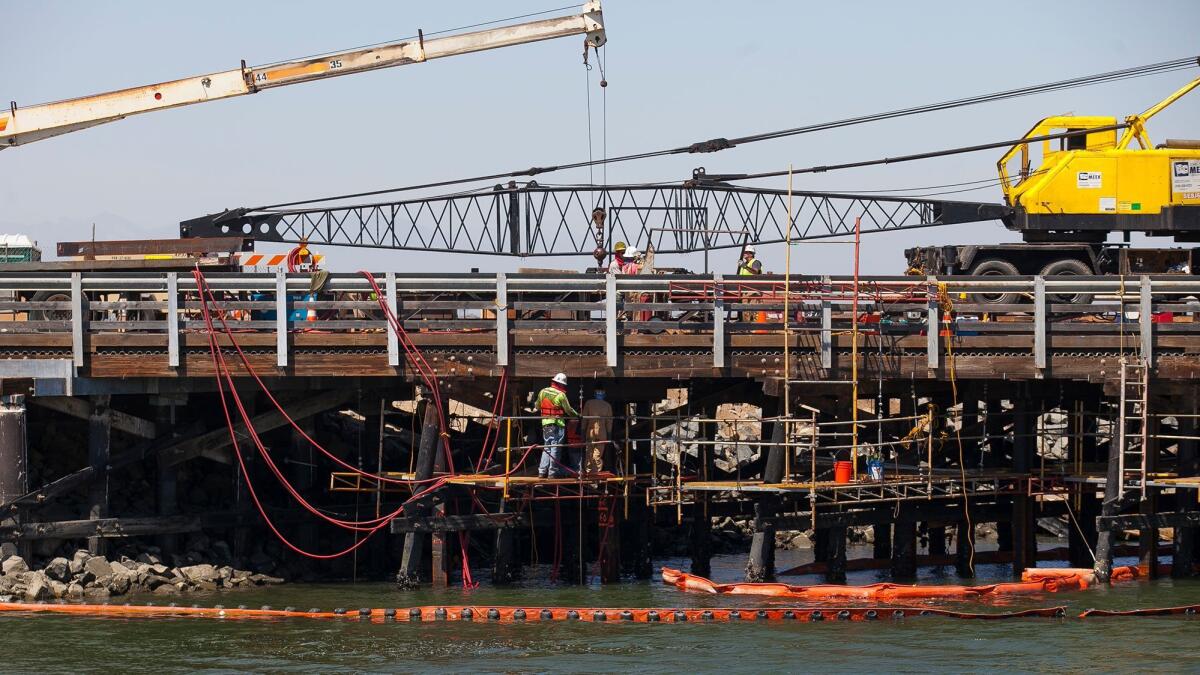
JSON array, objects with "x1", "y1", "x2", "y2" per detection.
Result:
[{"x1": 0, "y1": 271, "x2": 1196, "y2": 372}]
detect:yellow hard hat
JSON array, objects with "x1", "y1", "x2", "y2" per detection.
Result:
[{"x1": 614, "y1": 241, "x2": 626, "y2": 253}]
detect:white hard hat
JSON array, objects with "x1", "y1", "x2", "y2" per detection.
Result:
[
  {"x1": 624, "y1": 247, "x2": 640, "y2": 257},
  {"x1": 552, "y1": 373, "x2": 568, "y2": 386},
  {"x1": 744, "y1": 244, "x2": 756, "y2": 254}
]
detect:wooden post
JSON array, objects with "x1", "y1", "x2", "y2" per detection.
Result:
[
  {"x1": 892, "y1": 506, "x2": 918, "y2": 580},
  {"x1": 87, "y1": 395, "x2": 112, "y2": 556},
  {"x1": 599, "y1": 497, "x2": 621, "y2": 583},
  {"x1": 1070, "y1": 488, "x2": 1101, "y2": 569},
  {"x1": 1173, "y1": 392, "x2": 1197, "y2": 578},
  {"x1": 1011, "y1": 394, "x2": 1037, "y2": 576},
  {"x1": 825, "y1": 525, "x2": 847, "y2": 584},
  {"x1": 985, "y1": 397, "x2": 1013, "y2": 553},
  {"x1": 689, "y1": 407, "x2": 717, "y2": 578},
  {"x1": 1139, "y1": 414, "x2": 1160, "y2": 579},
  {"x1": 397, "y1": 392, "x2": 444, "y2": 588},
  {"x1": 955, "y1": 519, "x2": 975, "y2": 578},
  {"x1": 872, "y1": 523, "x2": 892, "y2": 562},
  {"x1": 152, "y1": 396, "x2": 179, "y2": 556},
  {"x1": 746, "y1": 395, "x2": 786, "y2": 582},
  {"x1": 1094, "y1": 396, "x2": 1124, "y2": 583},
  {"x1": 0, "y1": 398, "x2": 30, "y2": 560},
  {"x1": 927, "y1": 524, "x2": 947, "y2": 568}
]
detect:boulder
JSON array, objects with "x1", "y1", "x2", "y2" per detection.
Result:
[
  {"x1": 107, "y1": 573, "x2": 132, "y2": 596},
  {"x1": 0, "y1": 542, "x2": 17, "y2": 562},
  {"x1": 1, "y1": 555, "x2": 29, "y2": 576},
  {"x1": 71, "y1": 549, "x2": 92, "y2": 567},
  {"x1": 83, "y1": 586, "x2": 110, "y2": 600},
  {"x1": 48, "y1": 580, "x2": 68, "y2": 599},
  {"x1": 152, "y1": 584, "x2": 178, "y2": 596},
  {"x1": 148, "y1": 563, "x2": 169, "y2": 576},
  {"x1": 136, "y1": 552, "x2": 163, "y2": 566},
  {"x1": 81, "y1": 557, "x2": 113, "y2": 584},
  {"x1": 23, "y1": 574, "x2": 51, "y2": 601},
  {"x1": 44, "y1": 557, "x2": 71, "y2": 582},
  {"x1": 179, "y1": 564, "x2": 218, "y2": 584},
  {"x1": 249, "y1": 573, "x2": 285, "y2": 585},
  {"x1": 109, "y1": 560, "x2": 133, "y2": 575},
  {"x1": 143, "y1": 574, "x2": 172, "y2": 590},
  {"x1": 66, "y1": 583, "x2": 84, "y2": 600},
  {"x1": 193, "y1": 580, "x2": 218, "y2": 592}
]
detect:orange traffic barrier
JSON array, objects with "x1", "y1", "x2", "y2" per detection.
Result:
[
  {"x1": 662, "y1": 565, "x2": 1143, "y2": 603},
  {"x1": 0, "y1": 600, "x2": 1067, "y2": 623}
]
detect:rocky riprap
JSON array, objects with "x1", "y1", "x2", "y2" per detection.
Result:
[{"x1": 0, "y1": 545, "x2": 283, "y2": 602}]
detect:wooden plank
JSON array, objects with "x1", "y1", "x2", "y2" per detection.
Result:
[
  {"x1": 5, "y1": 515, "x2": 202, "y2": 540},
  {"x1": 1098, "y1": 511, "x2": 1200, "y2": 532},
  {"x1": 388, "y1": 513, "x2": 529, "y2": 533},
  {"x1": 31, "y1": 397, "x2": 157, "y2": 439}
]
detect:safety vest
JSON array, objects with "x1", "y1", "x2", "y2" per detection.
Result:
[
  {"x1": 538, "y1": 386, "x2": 571, "y2": 426},
  {"x1": 738, "y1": 257, "x2": 761, "y2": 276}
]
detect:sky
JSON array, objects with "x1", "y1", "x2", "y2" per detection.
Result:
[{"x1": 3, "y1": 0, "x2": 1199, "y2": 275}]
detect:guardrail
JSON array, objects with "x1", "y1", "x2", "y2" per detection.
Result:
[{"x1": 0, "y1": 272, "x2": 1196, "y2": 373}]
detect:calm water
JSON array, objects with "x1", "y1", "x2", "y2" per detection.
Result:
[{"x1": 4, "y1": 547, "x2": 1199, "y2": 673}]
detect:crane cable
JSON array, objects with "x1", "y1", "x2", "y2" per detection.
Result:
[{"x1": 250, "y1": 56, "x2": 1198, "y2": 211}]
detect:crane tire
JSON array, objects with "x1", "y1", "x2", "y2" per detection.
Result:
[
  {"x1": 968, "y1": 259, "x2": 1021, "y2": 306},
  {"x1": 1038, "y1": 259, "x2": 1094, "y2": 305}
]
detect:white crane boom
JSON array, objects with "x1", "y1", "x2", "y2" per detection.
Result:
[{"x1": 0, "y1": 2, "x2": 605, "y2": 149}]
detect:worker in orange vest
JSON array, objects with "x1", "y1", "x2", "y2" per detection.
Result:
[{"x1": 537, "y1": 373, "x2": 579, "y2": 478}]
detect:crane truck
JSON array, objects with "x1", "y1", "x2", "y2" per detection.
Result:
[{"x1": 904, "y1": 72, "x2": 1200, "y2": 303}]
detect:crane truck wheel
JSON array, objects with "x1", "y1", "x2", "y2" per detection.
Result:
[
  {"x1": 28, "y1": 290, "x2": 72, "y2": 324},
  {"x1": 1037, "y1": 259, "x2": 1094, "y2": 305},
  {"x1": 967, "y1": 259, "x2": 1020, "y2": 306}
]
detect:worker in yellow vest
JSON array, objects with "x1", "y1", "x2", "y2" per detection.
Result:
[
  {"x1": 537, "y1": 373, "x2": 579, "y2": 478},
  {"x1": 737, "y1": 244, "x2": 762, "y2": 276}
]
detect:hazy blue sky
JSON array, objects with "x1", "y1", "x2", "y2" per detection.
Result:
[{"x1": 3, "y1": 0, "x2": 1198, "y2": 274}]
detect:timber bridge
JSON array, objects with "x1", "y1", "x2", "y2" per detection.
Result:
[{"x1": 0, "y1": 270, "x2": 1196, "y2": 586}]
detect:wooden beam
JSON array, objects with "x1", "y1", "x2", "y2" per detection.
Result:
[
  {"x1": 1099, "y1": 511, "x2": 1200, "y2": 532},
  {"x1": 5, "y1": 515, "x2": 202, "y2": 540},
  {"x1": 161, "y1": 389, "x2": 355, "y2": 467},
  {"x1": 388, "y1": 513, "x2": 529, "y2": 533},
  {"x1": 32, "y1": 397, "x2": 158, "y2": 439}
]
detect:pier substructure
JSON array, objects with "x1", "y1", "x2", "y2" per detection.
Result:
[
  {"x1": 397, "y1": 393, "x2": 445, "y2": 588},
  {"x1": 87, "y1": 395, "x2": 112, "y2": 556}
]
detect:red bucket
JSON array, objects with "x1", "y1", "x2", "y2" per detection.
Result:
[{"x1": 834, "y1": 460, "x2": 853, "y2": 484}]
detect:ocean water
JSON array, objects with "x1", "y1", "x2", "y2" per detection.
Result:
[{"x1": 3, "y1": 548, "x2": 1198, "y2": 674}]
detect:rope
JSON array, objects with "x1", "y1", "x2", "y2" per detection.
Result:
[{"x1": 938, "y1": 281, "x2": 975, "y2": 574}]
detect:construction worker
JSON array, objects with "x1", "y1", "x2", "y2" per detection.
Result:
[
  {"x1": 537, "y1": 373, "x2": 579, "y2": 478},
  {"x1": 737, "y1": 244, "x2": 763, "y2": 276},
  {"x1": 608, "y1": 241, "x2": 631, "y2": 274},
  {"x1": 581, "y1": 386, "x2": 614, "y2": 474}
]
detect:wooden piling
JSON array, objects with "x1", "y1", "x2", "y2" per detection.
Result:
[
  {"x1": 746, "y1": 396, "x2": 786, "y2": 582},
  {"x1": 825, "y1": 525, "x2": 847, "y2": 584},
  {"x1": 0, "y1": 399, "x2": 29, "y2": 560},
  {"x1": 954, "y1": 519, "x2": 975, "y2": 577},
  {"x1": 1010, "y1": 395, "x2": 1037, "y2": 576},
  {"x1": 892, "y1": 507, "x2": 917, "y2": 580},
  {"x1": 1173, "y1": 396, "x2": 1197, "y2": 578},
  {"x1": 87, "y1": 395, "x2": 112, "y2": 556},
  {"x1": 397, "y1": 393, "x2": 444, "y2": 587}
]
